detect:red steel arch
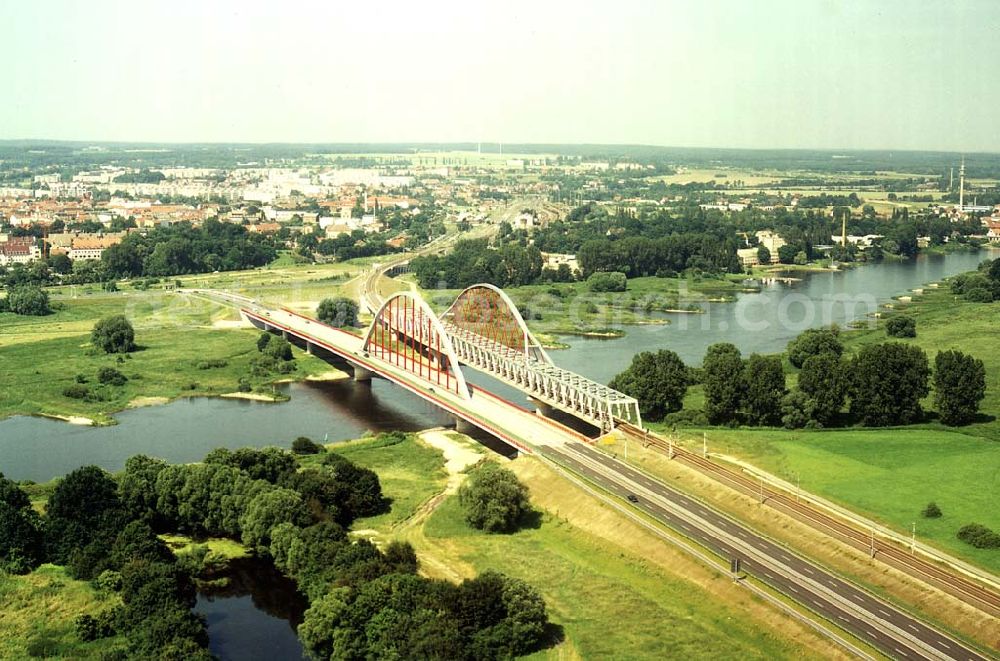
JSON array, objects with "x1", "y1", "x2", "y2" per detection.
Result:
[
  {"x1": 363, "y1": 291, "x2": 471, "y2": 399},
  {"x1": 441, "y1": 284, "x2": 552, "y2": 364}
]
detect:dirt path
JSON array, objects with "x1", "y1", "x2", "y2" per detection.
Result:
[{"x1": 395, "y1": 429, "x2": 484, "y2": 582}]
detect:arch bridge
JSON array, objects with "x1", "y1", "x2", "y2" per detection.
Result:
[{"x1": 242, "y1": 284, "x2": 641, "y2": 434}]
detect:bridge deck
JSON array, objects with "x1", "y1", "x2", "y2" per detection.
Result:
[{"x1": 240, "y1": 305, "x2": 590, "y2": 453}]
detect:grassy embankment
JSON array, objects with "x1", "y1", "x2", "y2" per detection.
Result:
[
  {"x1": 0, "y1": 565, "x2": 126, "y2": 659},
  {"x1": 338, "y1": 431, "x2": 848, "y2": 660},
  {"x1": 649, "y1": 282, "x2": 1000, "y2": 574},
  {"x1": 0, "y1": 260, "x2": 363, "y2": 424}
]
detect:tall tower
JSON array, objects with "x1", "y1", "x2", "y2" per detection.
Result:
[
  {"x1": 841, "y1": 209, "x2": 847, "y2": 248},
  {"x1": 959, "y1": 157, "x2": 966, "y2": 211}
]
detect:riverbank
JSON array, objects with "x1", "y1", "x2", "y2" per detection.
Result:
[{"x1": 0, "y1": 288, "x2": 343, "y2": 425}]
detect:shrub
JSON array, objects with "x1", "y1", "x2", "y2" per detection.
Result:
[
  {"x1": 458, "y1": 462, "x2": 531, "y2": 533},
  {"x1": 956, "y1": 523, "x2": 1000, "y2": 549},
  {"x1": 6, "y1": 285, "x2": 51, "y2": 316},
  {"x1": 63, "y1": 384, "x2": 90, "y2": 399},
  {"x1": 195, "y1": 359, "x2": 227, "y2": 370},
  {"x1": 291, "y1": 437, "x2": 325, "y2": 455},
  {"x1": 75, "y1": 614, "x2": 100, "y2": 642},
  {"x1": 885, "y1": 315, "x2": 916, "y2": 338},
  {"x1": 586, "y1": 271, "x2": 627, "y2": 292},
  {"x1": 921, "y1": 502, "x2": 942, "y2": 519},
  {"x1": 97, "y1": 367, "x2": 128, "y2": 386},
  {"x1": 237, "y1": 377, "x2": 252, "y2": 393}
]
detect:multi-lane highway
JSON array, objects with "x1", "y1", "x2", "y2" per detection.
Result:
[{"x1": 543, "y1": 443, "x2": 990, "y2": 661}]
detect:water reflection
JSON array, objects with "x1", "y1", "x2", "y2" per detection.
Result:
[{"x1": 0, "y1": 379, "x2": 450, "y2": 482}]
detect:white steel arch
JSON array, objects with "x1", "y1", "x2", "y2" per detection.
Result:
[
  {"x1": 442, "y1": 283, "x2": 553, "y2": 364},
  {"x1": 363, "y1": 291, "x2": 472, "y2": 400}
]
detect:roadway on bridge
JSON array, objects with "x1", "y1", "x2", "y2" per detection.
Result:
[{"x1": 231, "y1": 299, "x2": 589, "y2": 456}]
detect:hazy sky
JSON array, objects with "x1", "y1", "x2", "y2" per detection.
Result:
[{"x1": 2, "y1": 0, "x2": 997, "y2": 151}]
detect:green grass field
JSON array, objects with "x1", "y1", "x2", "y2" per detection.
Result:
[
  {"x1": 423, "y1": 490, "x2": 813, "y2": 660},
  {"x1": 0, "y1": 565, "x2": 125, "y2": 659},
  {"x1": 678, "y1": 427, "x2": 1000, "y2": 573},
  {"x1": 0, "y1": 284, "x2": 335, "y2": 424}
]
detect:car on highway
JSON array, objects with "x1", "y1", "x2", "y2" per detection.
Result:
[{"x1": 626, "y1": 493, "x2": 639, "y2": 503}]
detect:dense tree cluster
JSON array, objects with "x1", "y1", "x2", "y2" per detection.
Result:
[
  {"x1": 847, "y1": 342, "x2": 931, "y2": 426},
  {"x1": 786, "y1": 327, "x2": 843, "y2": 369},
  {"x1": 299, "y1": 569, "x2": 549, "y2": 661},
  {"x1": 317, "y1": 296, "x2": 359, "y2": 327},
  {"x1": 411, "y1": 239, "x2": 543, "y2": 289},
  {"x1": 609, "y1": 350, "x2": 688, "y2": 421},
  {"x1": 0, "y1": 473, "x2": 44, "y2": 573},
  {"x1": 101, "y1": 220, "x2": 276, "y2": 278},
  {"x1": 950, "y1": 258, "x2": 1000, "y2": 303},
  {"x1": 578, "y1": 234, "x2": 742, "y2": 278},
  {"x1": 5, "y1": 440, "x2": 540, "y2": 658},
  {"x1": 586, "y1": 271, "x2": 627, "y2": 292}
]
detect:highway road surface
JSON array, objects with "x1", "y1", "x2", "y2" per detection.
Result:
[{"x1": 543, "y1": 443, "x2": 989, "y2": 661}]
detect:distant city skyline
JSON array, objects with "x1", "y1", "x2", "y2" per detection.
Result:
[{"x1": 2, "y1": 0, "x2": 998, "y2": 152}]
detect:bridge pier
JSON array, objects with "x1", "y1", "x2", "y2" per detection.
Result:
[
  {"x1": 353, "y1": 365, "x2": 374, "y2": 382},
  {"x1": 453, "y1": 417, "x2": 476, "y2": 435},
  {"x1": 305, "y1": 341, "x2": 313, "y2": 355},
  {"x1": 529, "y1": 397, "x2": 555, "y2": 419}
]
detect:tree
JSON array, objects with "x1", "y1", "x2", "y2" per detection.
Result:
[
  {"x1": 777, "y1": 244, "x2": 798, "y2": 264},
  {"x1": 92, "y1": 315, "x2": 136, "y2": 353},
  {"x1": 793, "y1": 250, "x2": 808, "y2": 265},
  {"x1": 702, "y1": 343, "x2": 745, "y2": 424},
  {"x1": 933, "y1": 350, "x2": 986, "y2": 426},
  {"x1": 848, "y1": 342, "x2": 930, "y2": 426},
  {"x1": 119, "y1": 455, "x2": 169, "y2": 525},
  {"x1": 45, "y1": 465, "x2": 125, "y2": 564},
  {"x1": 317, "y1": 297, "x2": 359, "y2": 327},
  {"x1": 608, "y1": 350, "x2": 688, "y2": 421},
  {"x1": 886, "y1": 315, "x2": 916, "y2": 338},
  {"x1": 239, "y1": 488, "x2": 311, "y2": 551},
  {"x1": 797, "y1": 353, "x2": 848, "y2": 425},
  {"x1": 458, "y1": 463, "x2": 531, "y2": 533},
  {"x1": 756, "y1": 245, "x2": 771, "y2": 265},
  {"x1": 742, "y1": 354, "x2": 785, "y2": 425},
  {"x1": 787, "y1": 327, "x2": 842, "y2": 368},
  {"x1": 6, "y1": 285, "x2": 51, "y2": 315},
  {"x1": 0, "y1": 474, "x2": 44, "y2": 573}
]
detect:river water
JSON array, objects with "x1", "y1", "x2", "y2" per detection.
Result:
[{"x1": 0, "y1": 249, "x2": 989, "y2": 660}]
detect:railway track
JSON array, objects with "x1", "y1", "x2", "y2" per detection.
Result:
[{"x1": 614, "y1": 422, "x2": 1000, "y2": 618}]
